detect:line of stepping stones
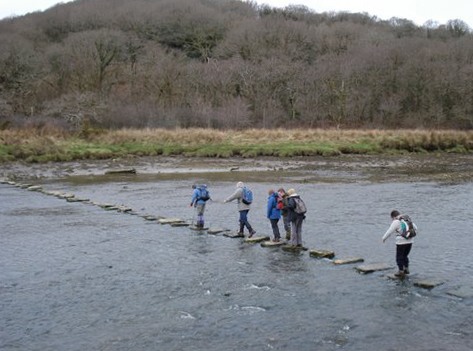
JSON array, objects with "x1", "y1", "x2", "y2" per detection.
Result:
[{"x1": 2, "y1": 178, "x2": 471, "y2": 298}]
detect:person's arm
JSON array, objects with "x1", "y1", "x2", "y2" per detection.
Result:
[
  {"x1": 382, "y1": 220, "x2": 399, "y2": 242},
  {"x1": 224, "y1": 188, "x2": 241, "y2": 203},
  {"x1": 267, "y1": 197, "x2": 273, "y2": 218},
  {"x1": 190, "y1": 189, "x2": 198, "y2": 207}
]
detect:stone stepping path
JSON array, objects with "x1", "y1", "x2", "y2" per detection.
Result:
[
  {"x1": 281, "y1": 245, "x2": 309, "y2": 252},
  {"x1": 309, "y1": 249, "x2": 335, "y2": 259},
  {"x1": 355, "y1": 263, "x2": 393, "y2": 274},
  {"x1": 261, "y1": 240, "x2": 287, "y2": 247},
  {"x1": 207, "y1": 228, "x2": 231, "y2": 235},
  {"x1": 244, "y1": 236, "x2": 270, "y2": 243},
  {"x1": 157, "y1": 218, "x2": 186, "y2": 225},
  {"x1": 0, "y1": 178, "x2": 461, "y2": 294},
  {"x1": 333, "y1": 257, "x2": 364, "y2": 265},
  {"x1": 413, "y1": 279, "x2": 445, "y2": 289},
  {"x1": 189, "y1": 226, "x2": 209, "y2": 231}
]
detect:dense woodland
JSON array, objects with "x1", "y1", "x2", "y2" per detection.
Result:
[{"x1": 0, "y1": 0, "x2": 472, "y2": 130}]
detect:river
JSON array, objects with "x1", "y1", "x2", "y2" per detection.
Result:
[{"x1": 1, "y1": 155, "x2": 472, "y2": 351}]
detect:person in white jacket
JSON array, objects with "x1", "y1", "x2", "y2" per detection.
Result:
[
  {"x1": 382, "y1": 209, "x2": 416, "y2": 277},
  {"x1": 224, "y1": 182, "x2": 256, "y2": 238}
]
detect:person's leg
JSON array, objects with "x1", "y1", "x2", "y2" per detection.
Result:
[
  {"x1": 395, "y1": 244, "x2": 409, "y2": 275},
  {"x1": 196, "y1": 204, "x2": 205, "y2": 227},
  {"x1": 295, "y1": 217, "x2": 303, "y2": 246},
  {"x1": 238, "y1": 210, "x2": 246, "y2": 234},
  {"x1": 270, "y1": 219, "x2": 280, "y2": 240},
  {"x1": 243, "y1": 210, "x2": 255, "y2": 236},
  {"x1": 283, "y1": 214, "x2": 291, "y2": 240},
  {"x1": 239, "y1": 210, "x2": 254, "y2": 235},
  {"x1": 290, "y1": 221, "x2": 297, "y2": 245},
  {"x1": 403, "y1": 244, "x2": 412, "y2": 273}
]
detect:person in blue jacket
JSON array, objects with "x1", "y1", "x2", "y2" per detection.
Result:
[
  {"x1": 267, "y1": 189, "x2": 282, "y2": 242},
  {"x1": 190, "y1": 184, "x2": 210, "y2": 228}
]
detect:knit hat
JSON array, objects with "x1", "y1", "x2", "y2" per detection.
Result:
[{"x1": 287, "y1": 188, "x2": 296, "y2": 195}]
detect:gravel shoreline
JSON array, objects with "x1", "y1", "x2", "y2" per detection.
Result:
[{"x1": 1, "y1": 154, "x2": 472, "y2": 183}]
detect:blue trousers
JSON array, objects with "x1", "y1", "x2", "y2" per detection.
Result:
[{"x1": 239, "y1": 210, "x2": 254, "y2": 233}]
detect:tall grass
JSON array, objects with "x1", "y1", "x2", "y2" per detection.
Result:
[{"x1": 0, "y1": 128, "x2": 471, "y2": 163}]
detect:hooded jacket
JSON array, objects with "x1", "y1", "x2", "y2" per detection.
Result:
[{"x1": 225, "y1": 183, "x2": 251, "y2": 211}]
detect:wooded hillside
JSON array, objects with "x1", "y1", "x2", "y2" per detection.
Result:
[{"x1": 1, "y1": 0, "x2": 472, "y2": 130}]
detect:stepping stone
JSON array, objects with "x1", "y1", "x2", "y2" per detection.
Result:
[
  {"x1": 223, "y1": 232, "x2": 245, "y2": 238},
  {"x1": 189, "y1": 226, "x2": 208, "y2": 230},
  {"x1": 413, "y1": 279, "x2": 445, "y2": 289},
  {"x1": 171, "y1": 222, "x2": 190, "y2": 227},
  {"x1": 58, "y1": 193, "x2": 75, "y2": 199},
  {"x1": 261, "y1": 240, "x2": 286, "y2": 247},
  {"x1": 116, "y1": 206, "x2": 133, "y2": 212},
  {"x1": 27, "y1": 185, "x2": 42, "y2": 191},
  {"x1": 309, "y1": 249, "x2": 335, "y2": 259},
  {"x1": 97, "y1": 203, "x2": 115, "y2": 209},
  {"x1": 142, "y1": 215, "x2": 158, "y2": 221},
  {"x1": 281, "y1": 245, "x2": 309, "y2": 252},
  {"x1": 66, "y1": 197, "x2": 90, "y2": 202},
  {"x1": 244, "y1": 236, "x2": 270, "y2": 243},
  {"x1": 157, "y1": 218, "x2": 186, "y2": 225},
  {"x1": 355, "y1": 263, "x2": 393, "y2": 274},
  {"x1": 446, "y1": 287, "x2": 473, "y2": 299},
  {"x1": 333, "y1": 257, "x2": 364, "y2": 265},
  {"x1": 207, "y1": 228, "x2": 230, "y2": 235},
  {"x1": 18, "y1": 183, "x2": 33, "y2": 189}
]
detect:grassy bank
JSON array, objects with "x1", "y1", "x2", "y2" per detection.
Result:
[{"x1": 0, "y1": 128, "x2": 472, "y2": 163}]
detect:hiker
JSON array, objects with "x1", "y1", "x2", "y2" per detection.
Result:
[
  {"x1": 190, "y1": 184, "x2": 210, "y2": 228},
  {"x1": 267, "y1": 189, "x2": 281, "y2": 242},
  {"x1": 382, "y1": 210, "x2": 416, "y2": 277},
  {"x1": 277, "y1": 188, "x2": 292, "y2": 240},
  {"x1": 224, "y1": 181, "x2": 256, "y2": 238},
  {"x1": 286, "y1": 188, "x2": 306, "y2": 247}
]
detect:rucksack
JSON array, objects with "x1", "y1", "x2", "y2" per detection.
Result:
[
  {"x1": 197, "y1": 186, "x2": 210, "y2": 201},
  {"x1": 293, "y1": 197, "x2": 307, "y2": 214},
  {"x1": 242, "y1": 187, "x2": 253, "y2": 205},
  {"x1": 399, "y1": 214, "x2": 416, "y2": 239}
]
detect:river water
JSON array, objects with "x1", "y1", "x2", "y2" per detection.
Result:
[{"x1": 1, "y1": 156, "x2": 472, "y2": 351}]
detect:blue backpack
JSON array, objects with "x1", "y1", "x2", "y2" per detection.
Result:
[
  {"x1": 242, "y1": 187, "x2": 253, "y2": 205},
  {"x1": 197, "y1": 186, "x2": 210, "y2": 201}
]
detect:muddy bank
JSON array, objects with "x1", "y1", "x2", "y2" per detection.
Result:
[{"x1": 0, "y1": 154, "x2": 472, "y2": 183}]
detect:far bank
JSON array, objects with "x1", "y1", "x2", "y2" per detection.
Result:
[{"x1": 0, "y1": 128, "x2": 472, "y2": 164}]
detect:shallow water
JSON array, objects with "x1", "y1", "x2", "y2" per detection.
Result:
[{"x1": 1, "y1": 168, "x2": 473, "y2": 350}]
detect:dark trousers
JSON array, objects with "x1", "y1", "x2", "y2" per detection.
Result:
[
  {"x1": 269, "y1": 218, "x2": 281, "y2": 240},
  {"x1": 396, "y1": 243, "x2": 412, "y2": 271},
  {"x1": 239, "y1": 210, "x2": 253, "y2": 233}
]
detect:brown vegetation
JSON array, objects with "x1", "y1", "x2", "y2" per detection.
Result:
[
  {"x1": 0, "y1": 0, "x2": 472, "y2": 130},
  {"x1": 0, "y1": 127, "x2": 471, "y2": 163}
]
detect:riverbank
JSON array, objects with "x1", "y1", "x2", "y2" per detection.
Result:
[
  {"x1": 1, "y1": 153, "x2": 472, "y2": 184},
  {"x1": 0, "y1": 128, "x2": 472, "y2": 163}
]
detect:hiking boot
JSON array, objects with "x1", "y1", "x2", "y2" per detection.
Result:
[
  {"x1": 249, "y1": 230, "x2": 256, "y2": 238},
  {"x1": 272, "y1": 238, "x2": 280, "y2": 243},
  {"x1": 394, "y1": 270, "x2": 405, "y2": 277},
  {"x1": 235, "y1": 232, "x2": 244, "y2": 238},
  {"x1": 404, "y1": 268, "x2": 410, "y2": 275},
  {"x1": 285, "y1": 230, "x2": 291, "y2": 240}
]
